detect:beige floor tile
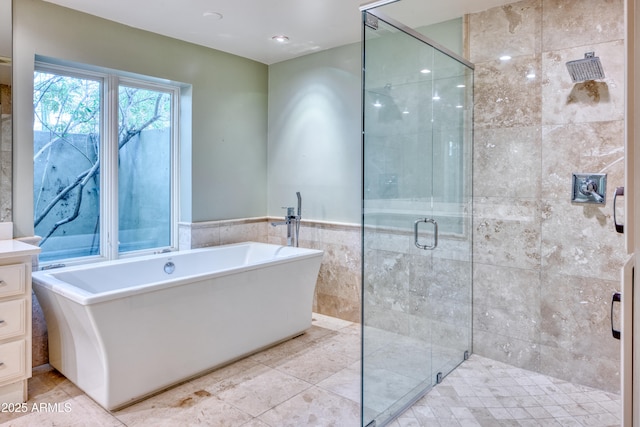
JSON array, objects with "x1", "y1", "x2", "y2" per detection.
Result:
[
  {"x1": 188, "y1": 356, "x2": 260, "y2": 390},
  {"x1": 237, "y1": 419, "x2": 272, "y2": 427},
  {"x1": 120, "y1": 397, "x2": 253, "y2": 427},
  {"x1": 2, "y1": 394, "x2": 122, "y2": 427},
  {"x1": 273, "y1": 342, "x2": 356, "y2": 384},
  {"x1": 258, "y1": 386, "x2": 360, "y2": 427},
  {"x1": 248, "y1": 332, "x2": 322, "y2": 367},
  {"x1": 317, "y1": 361, "x2": 361, "y2": 403},
  {"x1": 114, "y1": 381, "x2": 253, "y2": 426},
  {"x1": 312, "y1": 313, "x2": 355, "y2": 331},
  {"x1": 208, "y1": 364, "x2": 312, "y2": 417}
]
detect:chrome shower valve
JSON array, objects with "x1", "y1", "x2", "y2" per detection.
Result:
[{"x1": 571, "y1": 173, "x2": 606, "y2": 204}]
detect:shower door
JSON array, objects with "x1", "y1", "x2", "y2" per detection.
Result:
[{"x1": 361, "y1": 10, "x2": 474, "y2": 427}]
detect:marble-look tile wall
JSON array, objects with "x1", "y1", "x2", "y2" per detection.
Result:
[
  {"x1": 469, "y1": 0, "x2": 625, "y2": 393},
  {"x1": 180, "y1": 218, "x2": 362, "y2": 323},
  {"x1": 362, "y1": 226, "x2": 473, "y2": 362},
  {"x1": 280, "y1": 221, "x2": 361, "y2": 323},
  {"x1": 178, "y1": 217, "x2": 269, "y2": 249}
]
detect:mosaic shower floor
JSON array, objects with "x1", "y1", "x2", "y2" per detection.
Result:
[{"x1": 0, "y1": 314, "x2": 621, "y2": 426}]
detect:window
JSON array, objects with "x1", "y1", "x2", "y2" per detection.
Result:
[{"x1": 34, "y1": 62, "x2": 178, "y2": 264}]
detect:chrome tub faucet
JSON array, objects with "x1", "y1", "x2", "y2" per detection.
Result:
[{"x1": 271, "y1": 192, "x2": 302, "y2": 247}]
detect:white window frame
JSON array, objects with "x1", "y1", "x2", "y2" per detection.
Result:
[{"x1": 35, "y1": 60, "x2": 180, "y2": 267}]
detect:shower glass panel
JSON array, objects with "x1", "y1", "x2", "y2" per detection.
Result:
[{"x1": 361, "y1": 10, "x2": 473, "y2": 427}]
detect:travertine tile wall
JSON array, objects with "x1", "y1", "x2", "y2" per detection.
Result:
[
  {"x1": 362, "y1": 225, "x2": 473, "y2": 365},
  {"x1": 469, "y1": 0, "x2": 625, "y2": 392},
  {"x1": 285, "y1": 221, "x2": 361, "y2": 323}
]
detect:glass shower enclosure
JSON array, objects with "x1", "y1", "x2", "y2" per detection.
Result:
[{"x1": 361, "y1": 9, "x2": 474, "y2": 427}]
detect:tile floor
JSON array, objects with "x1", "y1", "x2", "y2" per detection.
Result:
[
  {"x1": 0, "y1": 314, "x2": 621, "y2": 427},
  {"x1": 395, "y1": 357, "x2": 621, "y2": 427}
]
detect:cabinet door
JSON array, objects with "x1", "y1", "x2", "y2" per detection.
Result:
[
  {"x1": 0, "y1": 340, "x2": 27, "y2": 384},
  {"x1": 0, "y1": 265, "x2": 25, "y2": 299},
  {"x1": 0, "y1": 299, "x2": 26, "y2": 341}
]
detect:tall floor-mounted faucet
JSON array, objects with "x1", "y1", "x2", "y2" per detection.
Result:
[{"x1": 271, "y1": 191, "x2": 302, "y2": 247}]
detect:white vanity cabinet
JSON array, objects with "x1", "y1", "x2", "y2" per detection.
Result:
[{"x1": 0, "y1": 241, "x2": 40, "y2": 403}]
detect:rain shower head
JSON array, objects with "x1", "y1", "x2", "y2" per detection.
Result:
[{"x1": 565, "y1": 52, "x2": 605, "y2": 83}]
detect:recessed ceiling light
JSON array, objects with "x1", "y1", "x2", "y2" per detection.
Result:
[
  {"x1": 526, "y1": 72, "x2": 536, "y2": 79},
  {"x1": 499, "y1": 55, "x2": 512, "y2": 61},
  {"x1": 420, "y1": 68, "x2": 431, "y2": 74},
  {"x1": 203, "y1": 11, "x2": 223, "y2": 19},
  {"x1": 457, "y1": 84, "x2": 466, "y2": 88},
  {"x1": 272, "y1": 35, "x2": 290, "y2": 43}
]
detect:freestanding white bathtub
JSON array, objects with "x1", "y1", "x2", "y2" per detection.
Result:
[{"x1": 32, "y1": 242, "x2": 323, "y2": 410}]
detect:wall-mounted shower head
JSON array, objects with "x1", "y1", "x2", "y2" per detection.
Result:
[{"x1": 565, "y1": 52, "x2": 605, "y2": 83}]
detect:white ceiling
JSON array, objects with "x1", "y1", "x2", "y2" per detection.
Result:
[{"x1": 42, "y1": 0, "x2": 516, "y2": 65}]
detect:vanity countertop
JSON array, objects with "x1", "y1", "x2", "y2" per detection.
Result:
[{"x1": 0, "y1": 240, "x2": 41, "y2": 257}]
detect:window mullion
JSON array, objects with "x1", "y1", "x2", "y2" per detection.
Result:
[
  {"x1": 101, "y1": 75, "x2": 119, "y2": 260},
  {"x1": 171, "y1": 87, "x2": 180, "y2": 251}
]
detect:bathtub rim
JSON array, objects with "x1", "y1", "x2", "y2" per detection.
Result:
[{"x1": 32, "y1": 241, "x2": 323, "y2": 306}]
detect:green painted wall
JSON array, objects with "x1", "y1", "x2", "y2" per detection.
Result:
[{"x1": 267, "y1": 43, "x2": 362, "y2": 223}]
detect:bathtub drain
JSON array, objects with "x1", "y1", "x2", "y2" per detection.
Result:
[{"x1": 164, "y1": 261, "x2": 175, "y2": 274}]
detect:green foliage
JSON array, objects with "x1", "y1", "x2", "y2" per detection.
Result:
[{"x1": 34, "y1": 72, "x2": 101, "y2": 136}]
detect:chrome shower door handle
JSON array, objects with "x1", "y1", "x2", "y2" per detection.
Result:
[
  {"x1": 414, "y1": 218, "x2": 438, "y2": 250},
  {"x1": 613, "y1": 186, "x2": 624, "y2": 234},
  {"x1": 611, "y1": 292, "x2": 621, "y2": 340}
]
